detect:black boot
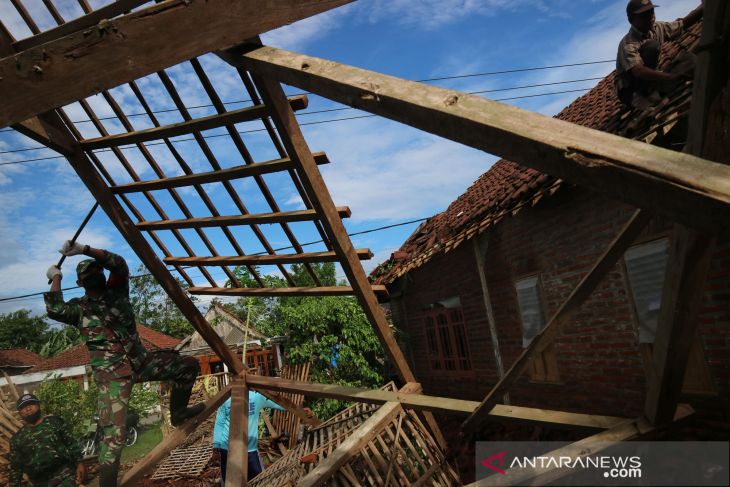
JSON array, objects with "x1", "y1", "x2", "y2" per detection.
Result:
[
  {"x1": 98, "y1": 461, "x2": 120, "y2": 487},
  {"x1": 169, "y1": 385, "x2": 204, "y2": 426}
]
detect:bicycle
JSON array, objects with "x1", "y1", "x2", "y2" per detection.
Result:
[{"x1": 81, "y1": 411, "x2": 139, "y2": 457}]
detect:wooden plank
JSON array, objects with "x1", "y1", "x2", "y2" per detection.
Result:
[
  {"x1": 0, "y1": 0, "x2": 354, "y2": 127},
  {"x1": 245, "y1": 375, "x2": 626, "y2": 429},
  {"x1": 120, "y1": 384, "x2": 232, "y2": 486},
  {"x1": 136, "y1": 207, "x2": 351, "y2": 231},
  {"x1": 12, "y1": 0, "x2": 150, "y2": 51},
  {"x1": 164, "y1": 248, "x2": 372, "y2": 266},
  {"x1": 230, "y1": 45, "x2": 730, "y2": 235},
  {"x1": 189, "y1": 285, "x2": 388, "y2": 298},
  {"x1": 645, "y1": 228, "x2": 714, "y2": 424},
  {"x1": 226, "y1": 376, "x2": 248, "y2": 487},
  {"x1": 110, "y1": 152, "x2": 329, "y2": 194},
  {"x1": 466, "y1": 404, "x2": 694, "y2": 487},
  {"x1": 297, "y1": 404, "x2": 401, "y2": 487},
  {"x1": 461, "y1": 209, "x2": 651, "y2": 434},
  {"x1": 80, "y1": 95, "x2": 307, "y2": 150}
]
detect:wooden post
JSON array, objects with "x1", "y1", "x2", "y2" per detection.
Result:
[
  {"x1": 462, "y1": 209, "x2": 650, "y2": 434},
  {"x1": 226, "y1": 376, "x2": 248, "y2": 487},
  {"x1": 644, "y1": 0, "x2": 728, "y2": 425},
  {"x1": 472, "y1": 235, "x2": 508, "y2": 404}
]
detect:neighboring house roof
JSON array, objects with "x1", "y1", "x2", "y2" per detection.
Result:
[
  {"x1": 185, "y1": 303, "x2": 267, "y2": 352},
  {"x1": 374, "y1": 22, "x2": 701, "y2": 285},
  {"x1": 26, "y1": 324, "x2": 181, "y2": 374},
  {"x1": 0, "y1": 348, "x2": 43, "y2": 368}
]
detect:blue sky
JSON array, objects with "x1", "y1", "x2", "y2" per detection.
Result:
[{"x1": 0, "y1": 0, "x2": 698, "y2": 316}]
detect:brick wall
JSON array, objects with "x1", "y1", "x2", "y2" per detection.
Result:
[{"x1": 389, "y1": 185, "x2": 730, "y2": 422}]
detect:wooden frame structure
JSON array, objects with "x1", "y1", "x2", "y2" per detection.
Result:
[{"x1": 1, "y1": 0, "x2": 728, "y2": 485}]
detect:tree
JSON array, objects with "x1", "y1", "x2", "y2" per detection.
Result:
[
  {"x1": 39, "y1": 326, "x2": 82, "y2": 358},
  {"x1": 129, "y1": 265, "x2": 195, "y2": 338},
  {"x1": 0, "y1": 309, "x2": 50, "y2": 353}
]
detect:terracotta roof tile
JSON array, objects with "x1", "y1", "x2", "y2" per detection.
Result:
[
  {"x1": 374, "y1": 22, "x2": 701, "y2": 285},
  {"x1": 26, "y1": 324, "x2": 181, "y2": 374},
  {"x1": 0, "y1": 348, "x2": 43, "y2": 367}
]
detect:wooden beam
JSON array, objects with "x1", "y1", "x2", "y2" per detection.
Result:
[
  {"x1": 188, "y1": 285, "x2": 389, "y2": 298},
  {"x1": 230, "y1": 45, "x2": 730, "y2": 235},
  {"x1": 298, "y1": 402, "x2": 403, "y2": 487},
  {"x1": 226, "y1": 376, "x2": 248, "y2": 487},
  {"x1": 0, "y1": 0, "x2": 354, "y2": 127},
  {"x1": 80, "y1": 95, "x2": 307, "y2": 150},
  {"x1": 466, "y1": 404, "x2": 694, "y2": 487},
  {"x1": 164, "y1": 248, "x2": 373, "y2": 266},
  {"x1": 645, "y1": 2, "x2": 726, "y2": 424},
  {"x1": 120, "y1": 384, "x2": 232, "y2": 486},
  {"x1": 12, "y1": 0, "x2": 150, "y2": 51},
  {"x1": 297, "y1": 383, "x2": 420, "y2": 487},
  {"x1": 12, "y1": 116, "x2": 76, "y2": 156},
  {"x1": 244, "y1": 375, "x2": 626, "y2": 429},
  {"x1": 135, "y1": 207, "x2": 351, "y2": 231},
  {"x1": 461, "y1": 209, "x2": 651, "y2": 434},
  {"x1": 110, "y1": 152, "x2": 330, "y2": 194}
]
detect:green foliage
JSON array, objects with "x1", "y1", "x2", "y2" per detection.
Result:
[
  {"x1": 128, "y1": 383, "x2": 160, "y2": 418},
  {"x1": 0, "y1": 309, "x2": 51, "y2": 353},
  {"x1": 129, "y1": 265, "x2": 195, "y2": 338},
  {"x1": 35, "y1": 376, "x2": 160, "y2": 440},
  {"x1": 35, "y1": 375, "x2": 97, "y2": 440},
  {"x1": 39, "y1": 327, "x2": 82, "y2": 358}
]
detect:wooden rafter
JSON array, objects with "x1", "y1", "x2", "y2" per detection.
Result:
[
  {"x1": 189, "y1": 285, "x2": 389, "y2": 298},
  {"x1": 79, "y1": 95, "x2": 308, "y2": 150},
  {"x1": 0, "y1": 0, "x2": 354, "y2": 127},
  {"x1": 230, "y1": 45, "x2": 730, "y2": 235},
  {"x1": 245, "y1": 375, "x2": 626, "y2": 430},
  {"x1": 645, "y1": 0, "x2": 727, "y2": 425},
  {"x1": 110, "y1": 152, "x2": 330, "y2": 194},
  {"x1": 462, "y1": 208, "x2": 651, "y2": 434},
  {"x1": 164, "y1": 249, "x2": 373, "y2": 266},
  {"x1": 226, "y1": 376, "x2": 248, "y2": 487}
]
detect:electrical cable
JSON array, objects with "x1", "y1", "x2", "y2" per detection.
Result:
[{"x1": 0, "y1": 217, "x2": 428, "y2": 303}]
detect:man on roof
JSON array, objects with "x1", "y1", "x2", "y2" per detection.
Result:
[
  {"x1": 45, "y1": 242, "x2": 204, "y2": 487},
  {"x1": 615, "y1": 0, "x2": 703, "y2": 108}
]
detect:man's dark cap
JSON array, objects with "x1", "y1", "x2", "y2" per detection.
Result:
[
  {"x1": 16, "y1": 393, "x2": 40, "y2": 410},
  {"x1": 627, "y1": 0, "x2": 659, "y2": 16},
  {"x1": 77, "y1": 259, "x2": 102, "y2": 276}
]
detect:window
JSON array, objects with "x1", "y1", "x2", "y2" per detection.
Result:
[
  {"x1": 515, "y1": 275, "x2": 560, "y2": 383},
  {"x1": 424, "y1": 306, "x2": 472, "y2": 373},
  {"x1": 624, "y1": 238, "x2": 715, "y2": 394}
]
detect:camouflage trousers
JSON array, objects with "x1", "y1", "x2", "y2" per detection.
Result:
[
  {"x1": 32, "y1": 465, "x2": 77, "y2": 486},
  {"x1": 97, "y1": 351, "x2": 199, "y2": 466}
]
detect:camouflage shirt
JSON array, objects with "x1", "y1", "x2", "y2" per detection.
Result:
[
  {"x1": 44, "y1": 250, "x2": 148, "y2": 381},
  {"x1": 9, "y1": 415, "x2": 82, "y2": 487}
]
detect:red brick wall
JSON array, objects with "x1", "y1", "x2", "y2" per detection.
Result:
[{"x1": 389, "y1": 185, "x2": 730, "y2": 422}]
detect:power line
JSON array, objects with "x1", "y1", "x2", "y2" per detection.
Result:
[
  {"x1": 0, "y1": 216, "x2": 428, "y2": 304},
  {"x1": 0, "y1": 58, "x2": 614, "y2": 136},
  {"x1": 0, "y1": 84, "x2": 596, "y2": 167}
]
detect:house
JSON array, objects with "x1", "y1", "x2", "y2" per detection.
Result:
[
  {"x1": 0, "y1": 324, "x2": 181, "y2": 393},
  {"x1": 180, "y1": 303, "x2": 281, "y2": 376},
  {"x1": 374, "y1": 21, "x2": 729, "y2": 448},
  {"x1": 0, "y1": 348, "x2": 43, "y2": 377}
]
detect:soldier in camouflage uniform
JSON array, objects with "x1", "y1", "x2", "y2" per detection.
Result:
[
  {"x1": 9, "y1": 393, "x2": 85, "y2": 487},
  {"x1": 45, "y1": 242, "x2": 204, "y2": 487}
]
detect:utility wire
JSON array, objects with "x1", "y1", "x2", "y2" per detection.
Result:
[
  {"x1": 0, "y1": 59, "x2": 614, "y2": 136},
  {"x1": 0, "y1": 84, "x2": 597, "y2": 166},
  {"x1": 0, "y1": 217, "x2": 428, "y2": 304}
]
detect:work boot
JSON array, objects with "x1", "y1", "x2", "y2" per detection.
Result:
[
  {"x1": 97, "y1": 462, "x2": 119, "y2": 487},
  {"x1": 169, "y1": 385, "x2": 204, "y2": 426}
]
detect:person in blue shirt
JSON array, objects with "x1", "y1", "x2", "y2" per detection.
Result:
[{"x1": 213, "y1": 391, "x2": 311, "y2": 483}]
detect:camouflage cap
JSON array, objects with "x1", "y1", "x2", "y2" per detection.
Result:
[
  {"x1": 76, "y1": 259, "x2": 101, "y2": 276},
  {"x1": 17, "y1": 393, "x2": 40, "y2": 410}
]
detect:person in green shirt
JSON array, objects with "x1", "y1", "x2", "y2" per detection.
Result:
[{"x1": 9, "y1": 394, "x2": 85, "y2": 487}]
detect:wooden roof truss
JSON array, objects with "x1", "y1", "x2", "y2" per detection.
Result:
[{"x1": 1, "y1": 0, "x2": 728, "y2": 485}]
